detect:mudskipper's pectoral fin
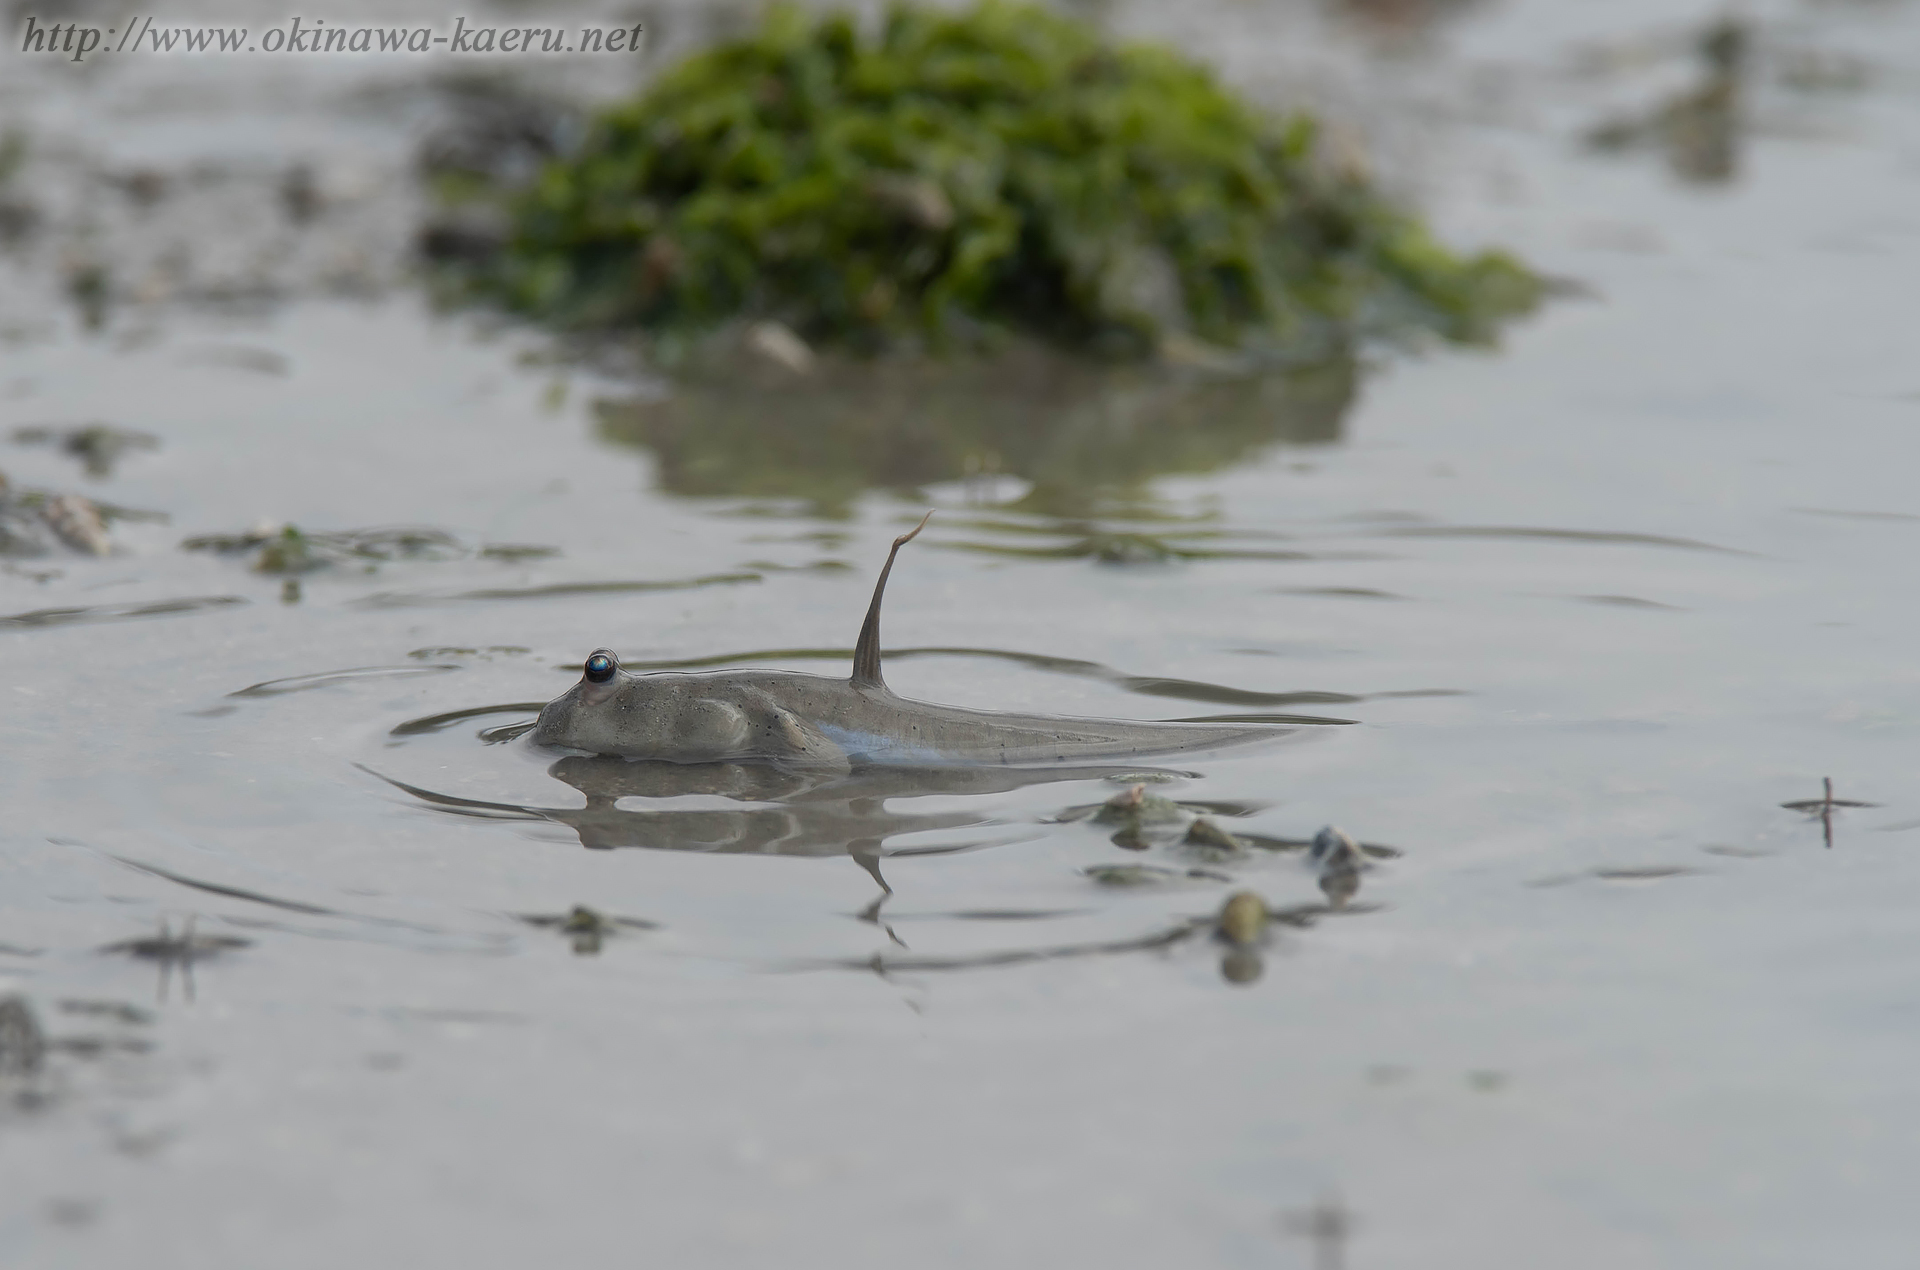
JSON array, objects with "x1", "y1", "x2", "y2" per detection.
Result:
[
  {"x1": 851, "y1": 511, "x2": 932, "y2": 691},
  {"x1": 747, "y1": 696, "x2": 852, "y2": 771}
]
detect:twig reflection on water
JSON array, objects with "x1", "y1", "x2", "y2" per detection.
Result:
[{"x1": 98, "y1": 916, "x2": 250, "y2": 1002}]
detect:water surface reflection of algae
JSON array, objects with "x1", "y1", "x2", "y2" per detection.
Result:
[{"x1": 594, "y1": 351, "x2": 1354, "y2": 517}]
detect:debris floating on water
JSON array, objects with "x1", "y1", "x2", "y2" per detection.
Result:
[
  {"x1": 0, "y1": 474, "x2": 139, "y2": 558},
  {"x1": 1780, "y1": 776, "x2": 1879, "y2": 849},
  {"x1": 38, "y1": 493, "x2": 111, "y2": 556},
  {"x1": 518, "y1": 905, "x2": 658, "y2": 956}
]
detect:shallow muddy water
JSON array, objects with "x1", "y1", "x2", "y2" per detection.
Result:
[{"x1": 4, "y1": 0, "x2": 1920, "y2": 1266}]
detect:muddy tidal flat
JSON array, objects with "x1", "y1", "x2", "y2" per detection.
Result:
[{"x1": 5, "y1": 0, "x2": 1920, "y2": 1266}]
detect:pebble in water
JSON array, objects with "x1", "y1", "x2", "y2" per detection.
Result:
[
  {"x1": 1181, "y1": 816, "x2": 1247, "y2": 861},
  {"x1": 1215, "y1": 892, "x2": 1270, "y2": 986},
  {"x1": 1217, "y1": 891, "x2": 1269, "y2": 947},
  {"x1": 1309, "y1": 825, "x2": 1366, "y2": 908}
]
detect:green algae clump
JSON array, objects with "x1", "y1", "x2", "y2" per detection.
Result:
[{"x1": 485, "y1": 1, "x2": 1540, "y2": 360}]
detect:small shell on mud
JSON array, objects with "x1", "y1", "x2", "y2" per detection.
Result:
[
  {"x1": 1309, "y1": 825, "x2": 1365, "y2": 871},
  {"x1": 1310, "y1": 825, "x2": 1366, "y2": 909},
  {"x1": 1216, "y1": 891, "x2": 1268, "y2": 947},
  {"x1": 40, "y1": 493, "x2": 110, "y2": 555}
]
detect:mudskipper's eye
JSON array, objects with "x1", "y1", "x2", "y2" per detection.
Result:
[{"x1": 583, "y1": 650, "x2": 617, "y2": 684}]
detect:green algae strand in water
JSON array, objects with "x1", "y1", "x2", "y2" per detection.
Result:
[
  {"x1": 469, "y1": 1, "x2": 1541, "y2": 359},
  {"x1": 256, "y1": 526, "x2": 325, "y2": 575}
]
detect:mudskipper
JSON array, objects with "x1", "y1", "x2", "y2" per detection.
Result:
[{"x1": 532, "y1": 514, "x2": 1286, "y2": 769}]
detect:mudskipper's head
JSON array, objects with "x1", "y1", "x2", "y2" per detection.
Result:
[{"x1": 531, "y1": 648, "x2": 631, "y2": 753}]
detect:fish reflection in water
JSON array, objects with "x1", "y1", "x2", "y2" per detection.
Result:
[
  {"x1": 375, "y1": 687, "x2": 1392, "y2": 979},
  {"x1": 370, "y1": 755, "x2": 1192, "y2": 861}
]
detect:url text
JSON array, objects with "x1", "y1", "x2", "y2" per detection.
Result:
[{"x1": 19, "y1": 15, "x2": 645, "y2": 62}]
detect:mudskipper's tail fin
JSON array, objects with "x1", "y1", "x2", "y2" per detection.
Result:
[{"x1": 851, "y1": 511, "x2": 932, "y2": 690}]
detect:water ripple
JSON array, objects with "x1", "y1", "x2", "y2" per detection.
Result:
[{"x1": 0, "y1": 594, "x2": 246, "y2": 629}]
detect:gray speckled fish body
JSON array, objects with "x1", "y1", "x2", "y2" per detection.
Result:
[
  {"x1": 530, "y1": 666, "x2": 1279, "y2": 767},
  {"x1": 531, "y1": 514, "x2": 1284, "y2": 769}
]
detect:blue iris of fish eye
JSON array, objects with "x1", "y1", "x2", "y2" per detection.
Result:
[{"x1": 584, "y1": 651, "x2": 616, "y2": 684}]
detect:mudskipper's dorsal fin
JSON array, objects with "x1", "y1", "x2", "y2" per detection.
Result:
[{"x1": 851, "y1": 511, "x2": 932, "y2": 691}]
